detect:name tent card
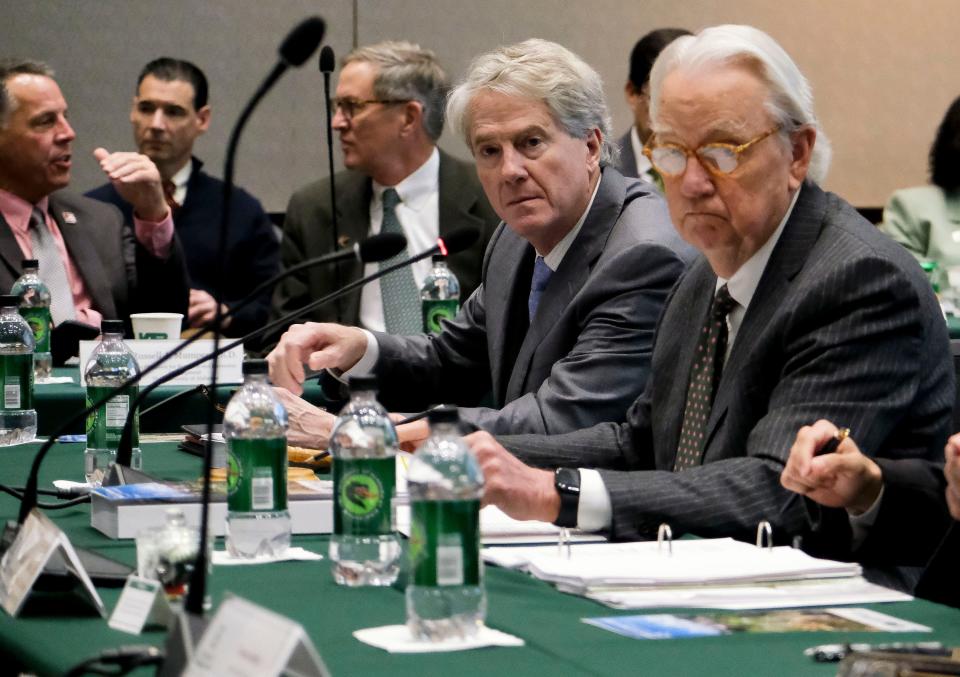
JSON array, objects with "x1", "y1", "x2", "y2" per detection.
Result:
[
  {"x1": 184, "y1": 595, "x2": 330, "y2": 677},
  {"x1": 108, "y1": 574, "x2": 173, "y2": 634},
  {"x1": 0, "y1": 509, "x2": 105, "y2": 617},
  {"x1": 79, "y1": 339, "x2": 243, "y2": 387}
]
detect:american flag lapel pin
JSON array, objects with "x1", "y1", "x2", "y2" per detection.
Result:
[{"x1": 62, "y1": 211, "x2": 77, "y2": 224}]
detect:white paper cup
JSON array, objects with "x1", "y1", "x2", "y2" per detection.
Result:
[{"x1": 131, "y1": 313, "x2": 183, "y2": 340}]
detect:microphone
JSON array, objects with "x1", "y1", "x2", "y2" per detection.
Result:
[
  {"x1": 318, "y1": 45, "x2": 341, "y2": 321},
  {"x1": 280, "y1": 17, "x2": 327, "y2": 67}
]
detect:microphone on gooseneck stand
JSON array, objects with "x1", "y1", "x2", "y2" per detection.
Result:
[{"x1": 319, "y1": 46, "x2": 342, "y2": 322}]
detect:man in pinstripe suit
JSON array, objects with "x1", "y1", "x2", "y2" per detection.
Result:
[{"x1": 467, "y1": 26, "x2": 953, "y2": 566}]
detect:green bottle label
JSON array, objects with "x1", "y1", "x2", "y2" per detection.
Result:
[
  {"x1": 422, "y1": 299, "x2": 459, "y2": 334},
  {"x1": 226, "y1": 437, "x2": 288, "y2": 512},
  {"x1": 333, "y1": 457, "x2": 395, "y2": 536},
  {"x1": 85, "y1": 385, "x2": 139, "y2": 449},
  {"x1": 409, "y1": 499, "x2": 481, "y2": 587},
  {"x1": 19, "y1": 307, "x2": 51, "y2": 353},
  {"x1": 0, "y1": 353, "x2": 33, "y2": 411}
]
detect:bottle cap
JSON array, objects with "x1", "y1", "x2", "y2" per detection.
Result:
[
  {"x1": 0, "y1": 294, "x2": 20, "y2": 307},
  {"x1": 242, "y1": 358, "x2": 269, "y2": 375},
  {"x1": 21, "y1": 259, "x2": 38, "y2": 270},
  {"x1": 431, "y1": 254, "x2": 446, "y2": 263},
  {"x1": 348, "y1": 374, "x2": 378, "y2": 392},
  {"x1": 427, "y1": 404, "x2": 459, "y2": 425},
  {"x1": 101, "y1": 319, "x2": 125, "y2": 334}
]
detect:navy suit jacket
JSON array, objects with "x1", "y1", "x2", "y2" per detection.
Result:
[{"x1": 87, "y1": 157, "x2": 278, "y2": 337}]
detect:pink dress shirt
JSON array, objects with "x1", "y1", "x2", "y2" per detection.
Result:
[{"x1": 0, "y1": 188, "x2": 174, "y2": 327}]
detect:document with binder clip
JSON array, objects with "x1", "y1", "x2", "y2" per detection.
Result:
[{"x1": 482, "y1": 522, "x2": 912, "y2": 610}]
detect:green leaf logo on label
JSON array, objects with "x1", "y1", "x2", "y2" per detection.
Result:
[
  {"x1": 339, "y1": 471, "x2": 383, "y2": 518},
  {"x1": 226, "y1": 451, "x2": 242, "y2": 494}
]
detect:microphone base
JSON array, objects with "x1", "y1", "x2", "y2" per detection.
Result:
[
  {"x1": 157, "y1": 609, "x2": 210, "y2": 676},
  {"x1": 103, "y1": 464, "x2": 159, "y2": 487}
]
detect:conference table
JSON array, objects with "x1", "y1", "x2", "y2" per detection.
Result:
[{"x1": 2, "y1": 440, "x2": 960, "y2": 676}]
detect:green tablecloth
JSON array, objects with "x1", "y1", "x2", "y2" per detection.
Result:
[
  {"x1": 32, "y1": 367, "x2": 331, "y2": 435},
  {"x1": 2, "y1": 441, "x2": 959, "y2": 676}
]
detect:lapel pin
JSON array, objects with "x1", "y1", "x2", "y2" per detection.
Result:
[{"x1": 62, "y1": 211, "x2": 77, "y2": 224}]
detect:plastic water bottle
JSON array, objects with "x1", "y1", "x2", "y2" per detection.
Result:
[
  {"x1": 0, "y1": 295, "x2": 36, "y2": 446},
  {"x1": 224, "y1": 359, "x2": 291, "y2": 558},
  {"x1": 84, "y1": 319, "x2": 140, "y2": 484},
  {"x1": 420, "y1": 254, "x2": 460, "y2": 334},
  {"x1": 406, "y1": 406, "x2": 485, "y2": 640},
  {"x1": 329, "y1": 375, "x2": 401, "y2": 586},
  {"x1": 10, "y1": 259, "x2": 52, "y2": 381}
]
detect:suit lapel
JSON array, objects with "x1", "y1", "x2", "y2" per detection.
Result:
[
  {"x1": 485, "y1": 230, "x2": 533, "y2": 403},
  {"x1": 332, "y1": 173, "x2": 373, "y2": 323},
  {"x1": 0, "y1": 212, "x2": 26, "y2": 282},
  {"x1": 702, "y1": 183, "x2": 826, "y2": 453},
  {"x1": 49, "y1": 193, "x2": 116, "y2": 317},
  {"x1": 505, "y1": 169, "x2": 622, "y2": 398},
  {"x1": 438, "y1": 151, "x2": 486, "y2": 238}
]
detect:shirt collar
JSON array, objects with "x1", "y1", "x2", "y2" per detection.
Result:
[
  {"x1": 373, "y1": 146, "x2": 439, "y2": 212},
  {"x1": 716, "y1": 188, "x2": 801, "y2": 309},
  {"x1": 630, "y1": 126, "x2": 653, "y2": 177},
  {"x1": 169, "y1": 160, "x2": 193, "y2": 191},
  {"x1": 541, "y1": 173, "x2": 602, "y2": 271},
  {"x1": 0, "y1": 188, "x2": 50, "y2": 235}
]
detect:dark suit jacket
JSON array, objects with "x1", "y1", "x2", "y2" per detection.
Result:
[
  {"x1": 502, "y1": 181, "x2": 954, "y2": 554},
  {"x1": 0, "y1": 190, "x2": 189, "y2": 328},
  {"x1": 270, "y1": 150, "x2": 499, "y2": 330},
  {"x1": 372, "y1": 167, "x2": 695, "y2": 435},
  {"x1": 86, "y1": 157, "x2": 278, "y2": 337},
  {"x1": 614, "y1": 129, "x2": 639, "y2": 179}
]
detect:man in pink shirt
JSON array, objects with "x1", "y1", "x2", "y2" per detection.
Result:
[{"x1": 0, "y1": 58, "x2": 188, "y2": 358}]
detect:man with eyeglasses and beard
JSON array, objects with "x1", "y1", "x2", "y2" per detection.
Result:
[
  {"x1": 466, "y1": 26, "x2": 952, "y2": 591},
  {"x1": 271, "y1": 41, "x2": 498, "y2": 334}
]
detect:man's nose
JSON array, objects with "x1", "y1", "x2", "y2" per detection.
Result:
[
  {"x1": 332, "y1": 107, "x2": 349, "y2": 131},
  {"x1": 678, "y1": 154, "x2": 716, "y2": 199},
  {"x1": 500, "y1": 146, "x2": 528, "y2": 183}
]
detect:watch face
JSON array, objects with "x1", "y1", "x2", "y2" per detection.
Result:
[{"x1": 555, "y1": 467, "x2": 581, "y2": 495}]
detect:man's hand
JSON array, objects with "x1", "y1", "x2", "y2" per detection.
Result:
[
  {"x1": 266, "y1": 322, "x2": 366, "y2": 395},
  {"x1": 188, "y1": 289, "x2": 230, "y2": 329},
  {"x1": 93, "y1": 148, "x2": 168, "y2": 221},
  {"x1": 273, "y1": 387, "x2": 335, "y2": 450},
  {"x1": 945, "y1": 433, "x2": 960, "y2": 521},
  {"x1": 465, "y1": 431, "x2": 559, "y2": 523},
  {"x1": 780, "y1": 419, "x2": 883, "y2": 515},
  {"x1": 396, "y1": 418, "x2": 430, "y2": 453}
]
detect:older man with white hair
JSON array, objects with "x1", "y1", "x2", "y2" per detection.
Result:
[{"x1": 469, "y1": 25, "x2": 952, "y2": 572}]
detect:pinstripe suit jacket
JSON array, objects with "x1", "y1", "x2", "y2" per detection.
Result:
[{"x1": 502, "y1": 181, "x2": 954, "y2": 554}]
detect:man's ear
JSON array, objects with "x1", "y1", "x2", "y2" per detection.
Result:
[
  {"x1": 400, "y1": 100, "x2": 424, "y2": 137},
  {"x1": 196, "y1": 105, "x2": 212, "y2": 134},
  {"x1": 788, "y1": 126, "x2": 816, "y2": 190}
]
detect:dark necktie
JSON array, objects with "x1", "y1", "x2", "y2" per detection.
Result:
[
  {"x1": 378, "y1": 188, "x2": 420, "y2": 334},
  {"x1": 673, "y1": 284, "x2": 738, "y2": 471},
  {"x1": 162, "y1": 180, "x2": 180, "y2": 214},
  {"x1": 28, "y1": 207, "x2": 76, "y2": 325},
  {"x1": 528, "y1": 255, "x2": 553, "y2": 322}
]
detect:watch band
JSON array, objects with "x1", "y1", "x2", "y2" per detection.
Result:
[{"x1": 553, "y1": 467, "x2": 581, "y2": 528}]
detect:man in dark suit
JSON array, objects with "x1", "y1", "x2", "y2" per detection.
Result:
[
  {"x1": 467, "y1": 26, "x2": 952, "y2": 569},
  {"x1": 270, "y1": 41, "x2": 498, "y2": 336},
  {"x1": 266, "y1": 39, "x2": 693, "y2": 443},
  {"x1": 614, "y1": 28, "x2": 690, "y2": 184},
  {"x1": 0, "y1": 59, "x2": 188, "y2": 345},
  {"x1": 87, "y1": 58, "x2": 278, "y2": 338},
  {"x1": 781, "y1": 421, "x2": 958, "y2": 606}
]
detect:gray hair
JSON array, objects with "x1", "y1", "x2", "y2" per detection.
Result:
[
  {"x1": 343, "y1": 41, "x2": 448, "y2": 141},
  {"x1": 649, "y1": 25, "x2": 832, "y2": 183},
  {"x1": 446, "y1": 38, "x2": 617, "y2": 166},
  {"x1": 0, "y1": 58, "x2": 54, "y2": 128}
]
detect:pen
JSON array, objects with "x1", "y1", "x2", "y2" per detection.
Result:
[
  {"x1": 814, "y1": 426, "x2": 850, "y2": 456},
  {"x1": 397, "y1": 405, "x2": 443, "y2": 426},
  {"x1": 804, "y1": 641, "x2": 950, "y2": 662}
]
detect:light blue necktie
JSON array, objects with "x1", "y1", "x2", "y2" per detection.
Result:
[
  {"x1": 528, "y1": 256, "x2": 553, "y2": 322},
  {"x1": 378, "y1": 188, "x2": 421, "y2": 334}
]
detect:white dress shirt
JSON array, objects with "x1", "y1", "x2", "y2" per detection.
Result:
[
  {"x1": 169, "y1": 160, "x2": 192, "y2": 206},
  {"x1": 630, "y1": 126, "x2": 655, "y2": 185}
]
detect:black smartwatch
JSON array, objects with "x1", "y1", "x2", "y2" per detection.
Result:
[{"x1": 553, "y1": 467, "x2": 581, "y2": 528}]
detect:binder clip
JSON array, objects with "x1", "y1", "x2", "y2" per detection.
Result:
[
  {"x1": 756, "y1": 520, "x2": 773, "y2": 551},
  {"x1": 657, "y1": 523, "x2": 673, "y2": 555}
]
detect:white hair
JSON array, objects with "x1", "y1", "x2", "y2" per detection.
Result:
[
  {"x1": 446, "y1": 38, "x2": 617, "y2": 166},
  {"x1": 649, "y1": 25, "x2": 831, "y2": 183}
]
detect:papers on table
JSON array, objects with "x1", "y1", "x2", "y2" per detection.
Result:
[{"x1": 482, "y1": 538, "x2": 911, "y2": 610}]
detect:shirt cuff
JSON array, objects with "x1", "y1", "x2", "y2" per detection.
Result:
[
  {"x1": 133, "y1": 209, "x2": 174, "y2": 259},
  {"x1": 576, "y1": 468, "x2": 613, "y2": 532},
  {"x1": 847, "y1": 484, "x2": 885, "y2": 550},
  {"x1": 336, "y1": 329, "x2": 379, "y2": 381}
]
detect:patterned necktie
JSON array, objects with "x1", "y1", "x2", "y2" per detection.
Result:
[
  {"x1": 162, "y1": 180, "x2": 180, "y2": 214},
  {"x1": 28, "y1": 207, "x2": 76, "y2": 326},
  {"x1": 528, "y1": 255, "x2": 553, "y2": 322},
  {"x1": 673, "y1": 284, "x2": 738, "y2": 471},
  {"x1": 378, "y1": 188, "x2": 421, "y2": 334}
]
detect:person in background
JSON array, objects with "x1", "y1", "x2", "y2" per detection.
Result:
[
  {"x1": 0, "y1": 58, "x2": 188, "y2": 351},
  {"x1": 87, "y1": 57, "x2": 278, "y2": 338},
  {"x1": 781, "y1": 420, "x2": 959, "y2": 607},
  {"x1": 614, "y1": 28, "x2": 691, "y2": 185}
]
